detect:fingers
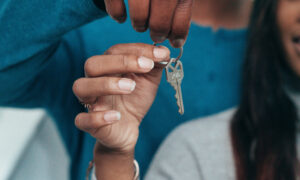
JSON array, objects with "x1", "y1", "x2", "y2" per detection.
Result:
[
  {"x1": 84, "y1": 54, "x2": 155, "y2": 77},
  {"x1": 149, "y1": 0, "x2": 178, "y2": 43},
  {"x1": 74, "y1": 44, "x2": 170, "y2": 104},
  {"x1": 105, "y1": 43, "x2": 170, "y2": 61},
  {"x1": 104, "y1": 0, "x2": 127, "y2": 23},
  {"x1": 73, "y1": 77, "x2": 136, "y2": 103},
  {"x1": 169, "y1": 0, "x2": 193, "y2": 48},
  {"x1": 105, "y1": 0, "x2": 192, "y2": 47},
  {"x1": 75, "y1": 110, "x2": 121, "y2": 133},
  {"x1": 128, "y1": 0, "x2": 150, "y2": 32}
]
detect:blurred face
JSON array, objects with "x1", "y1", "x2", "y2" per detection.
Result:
[{"x1": 278, "y1": 0, "x2": 300, "y2": 76}]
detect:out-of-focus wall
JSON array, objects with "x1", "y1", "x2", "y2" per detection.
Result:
[{"x1": 0, "y1": 108, "x2": 69, "y2": 180}]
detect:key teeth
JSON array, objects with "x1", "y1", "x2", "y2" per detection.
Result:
[
  {"x1": 179, "y1": 109, "x2": 184, "y2": 115},
  {"x1": 175, "y1": 92, "x2": 179, "y2": 99},
  {"x1": 165, "y1": 59, "x2": 184, "y2": 115},
  {"x1": 178, "y1": 103, "x2": 184, "y2": 115},
  {"x1": 175, "y1": 92, "x2": 184, "y2": 115},
  {"x1": 175, "y1": 92, "x2": 180, "y2": 106}
]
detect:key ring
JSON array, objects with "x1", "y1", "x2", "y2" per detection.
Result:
[
  {"x1": 174, "y1": 46, "x2": 183, "y2": 62},
  {"x1": 153, "y1": 43, "x2": 183, "y2": 64}
]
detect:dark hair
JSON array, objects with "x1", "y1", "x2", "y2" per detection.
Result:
[{"x1": 230, "y1": 0, "x2": 299, "y2": 180}]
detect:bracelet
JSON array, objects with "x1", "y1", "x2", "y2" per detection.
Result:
[
  {"x1": 86, "y1": 160, "x2": 94, "y2": 180},
  {"x1": 86, "y1": 159, "x2": 140, "y2": 180},
  {"x1": 133, "y1": 160, "x2": 140, "y2": 180}
]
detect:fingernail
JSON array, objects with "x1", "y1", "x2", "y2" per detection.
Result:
[
  {"x1": 134, "y1": 26, "x2": 147, "y2": 32},
  {"x1": 138, "y1": 56, "x2": 154, "y2": 70},
  {"x1": 152, "y1": 36, "x2": 166, "y2": 43},
  {"x1": 118, "y1": 79, "x2": 136, "y2": 92},
  {"x1": 171, "y1": 39, "x2": 185, "y2": 48},
  {"x1": 104, "y1": 111, "x2": 121, "y2": 123},
  {"x1": 154, "y1": 47, "x2": 169, "y2": 59},
  {"x1": 117, "y1": 15, "x2": 126, "y2": 23},
  {"x1": 112, "y1": 15, "x2": 126, "y2": 23}
]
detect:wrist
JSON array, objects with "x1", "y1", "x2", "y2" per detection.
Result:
[
  {"x1": 87, "y1": 159, "x2": 140, "y2": 180},
  {"x1": 93, "y1": 142, "x2": 135, "y2": 180},
  {"x1": 94, "y1": 141, "x2": 135, "y2": 157}
]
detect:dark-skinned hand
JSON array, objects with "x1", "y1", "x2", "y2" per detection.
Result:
[{"x1": 94, "y1": 0, "x2": 193, "y2": 48}]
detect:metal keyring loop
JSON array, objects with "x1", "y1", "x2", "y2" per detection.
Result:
[
  {"x1": 153, "y1": 43, "x2": 183, "y2": 63},
  {"x1": 175, "y1": 47, "x2": 183, "y2": 62}
]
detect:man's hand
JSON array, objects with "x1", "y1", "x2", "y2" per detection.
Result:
[{"x1": 101, "y1": 0, "x2": 193, "y2": 48}]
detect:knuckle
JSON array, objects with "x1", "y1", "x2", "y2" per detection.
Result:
[
  {"x1": 99, "y1": 77, "x2": 113, "y2": 93},
  {"x1": 103, "y1": 77, "x2": 115, "y2": 93},
  {"x1": 106, "y1": 44, "x2": 122, "y2": 54},
  {"x1": 120, "y1": 55, "x2": 130, "y2": 71}
]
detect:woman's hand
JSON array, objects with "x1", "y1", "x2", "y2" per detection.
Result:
[{"x1": 73, "y1": 43, "x2": 170, "y2": 154}]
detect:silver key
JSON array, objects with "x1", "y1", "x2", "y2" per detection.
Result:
[{"x1": 165, "y1": 58, "x2": 184, "y2": 115}]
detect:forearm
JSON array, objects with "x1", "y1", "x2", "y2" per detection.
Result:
[
  {"x1": 0, "y1": 0, "x2": 106, "y2": 106},
  {"x1": 0, "y1": 0, "x2": 106, "y2": 66},
  {"x1": 94, "y1": 142, "x2": 135, "y2": 180}
]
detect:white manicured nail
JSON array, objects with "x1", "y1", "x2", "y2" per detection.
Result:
[
  {"x1": 118, "y1": 79, "x2": 136, "y2": 92},
  {"x1": 138, "y1": 56, "x2": 154, "y2": 70},
  {"x1": 104, "y1": 111, "x2": 121, "y2": 123},
  {"x1": 153, "y1": 47, "x2": 169, "y2": 59}
]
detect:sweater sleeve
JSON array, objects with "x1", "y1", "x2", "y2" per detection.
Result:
[
  {"x1": 0, "y1": 0, "x2": 106, "y2": 105},
  {"x1": 144, "y1": 125, "x2": 205, "y2": 180}
]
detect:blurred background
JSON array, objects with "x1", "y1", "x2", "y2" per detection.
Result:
[{"x1": 0, "y1": 109, "x2": 69, "y2": 180}]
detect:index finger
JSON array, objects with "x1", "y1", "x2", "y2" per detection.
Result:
[
  {"x1": 149, "y1": 0, "x2": 178, "y2": 43},
  {"x1": 105, "y1": 43, "x2": 171, "y2": 62},
  {"x1": 169, "y1": 0, "x2": 193, "y2": 48},
  {"x1": 128, "y1": 0, "x2": 150, "y2": 32},
  {"x1": 104, "y1": 0, "x2": 127, "y2": 23}
]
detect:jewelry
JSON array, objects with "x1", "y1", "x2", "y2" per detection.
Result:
[
  {"x1": 81, "y1": 102, "x2": 92, "y2": 110},
  {"x1": 86, "y1": 159, "x2": 140, "y2": 180}
]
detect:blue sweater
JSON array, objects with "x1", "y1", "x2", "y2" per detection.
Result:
[{"x1": 0, "y1": 1, "x2": 247, "y2": 179}]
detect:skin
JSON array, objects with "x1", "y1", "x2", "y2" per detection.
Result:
[
  {"x1": 103, "y1": 0, "x2": 252, "y2": 47},
  {"x1": 103, "y1": 0, "x2": 193, "y2": 48},
  {"x1": 74, "y1": 1, "x2": 300, "y2": 178},
  {"x1": 278, "y1": 0, "x2": 300, "y2": 76},
  {"x1": 73, "y1": 44, "x2": 170, "y2": 179},
  {"x1": 73, "y1": 0, "x2": 253, "y2": 179},
  {"x1": 73, "y1": 44, "x2": 170, "y2": 153}
]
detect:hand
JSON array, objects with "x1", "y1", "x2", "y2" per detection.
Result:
[
  {"x1": 100, "y1": 0, "x2": 193, "y2": 48},
  {"x1": 73, "y1": 43, "x2": 170, "y2": 154}
]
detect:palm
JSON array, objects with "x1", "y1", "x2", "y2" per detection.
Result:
[{"x1": 90, "y1": 68, "x2": 163, "y2": 151}]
